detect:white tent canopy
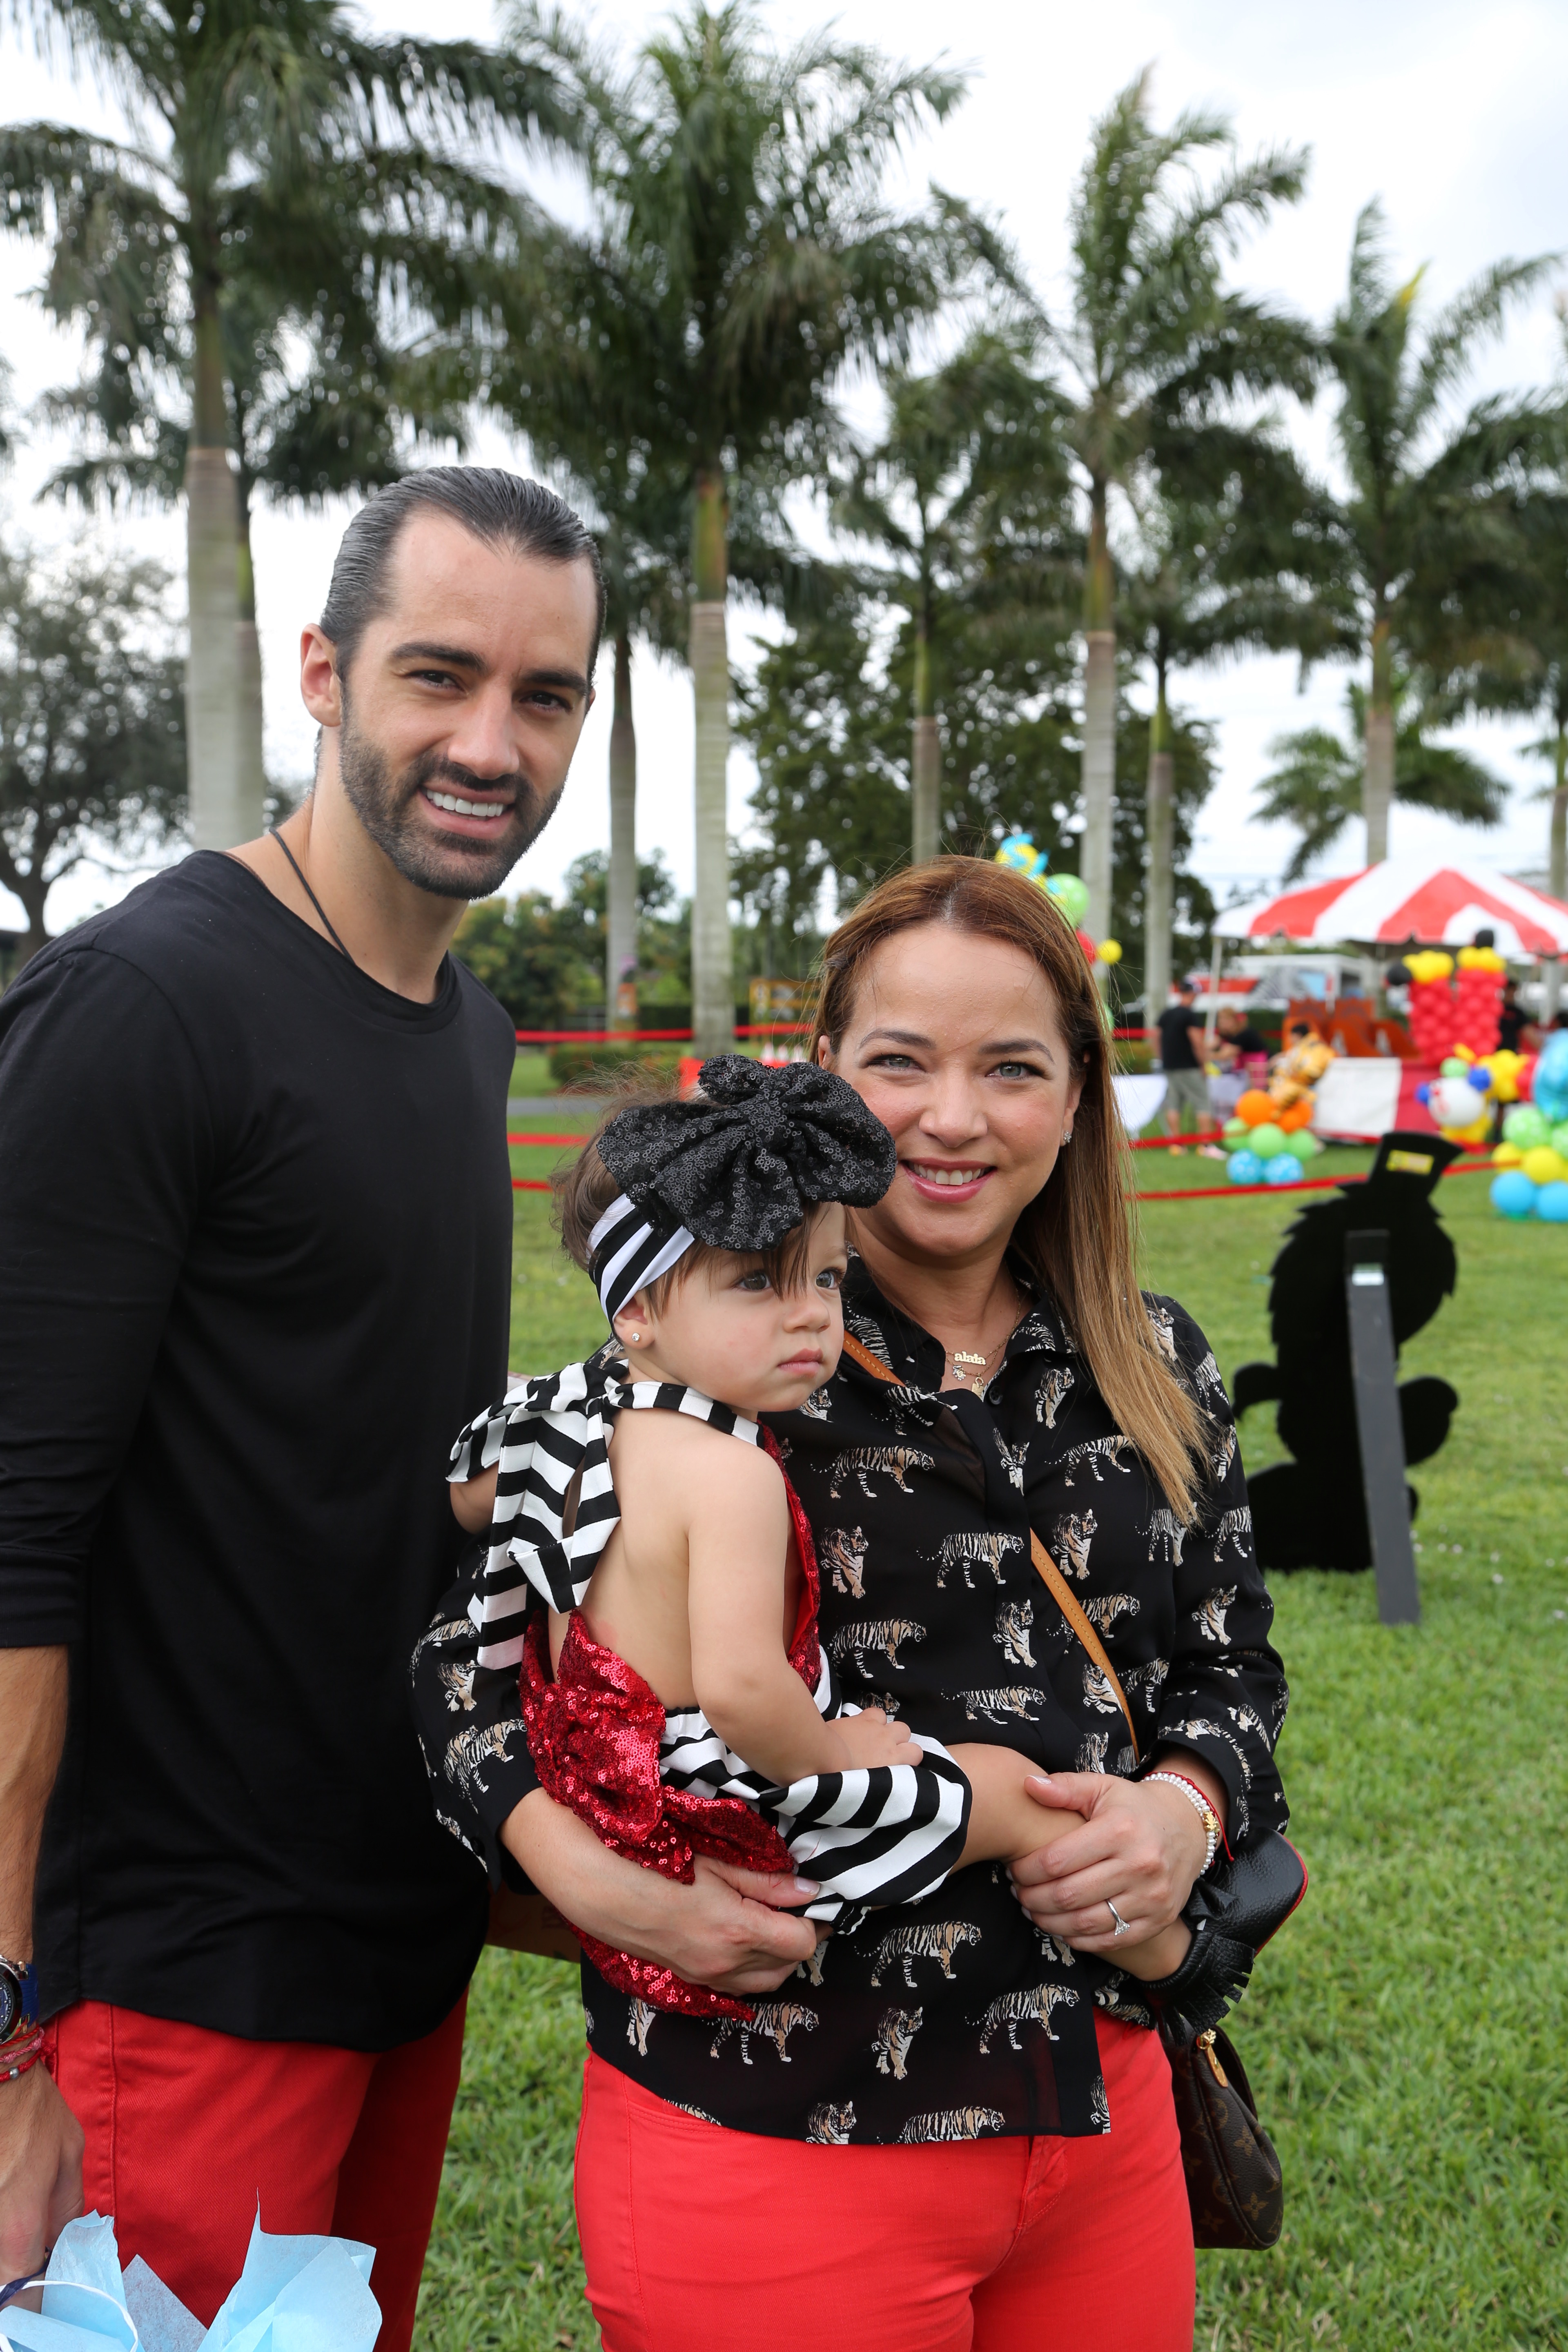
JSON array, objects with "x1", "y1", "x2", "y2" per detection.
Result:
[{"x1": 1215, "y1": 859, "x2": 1568, "y2": 961}]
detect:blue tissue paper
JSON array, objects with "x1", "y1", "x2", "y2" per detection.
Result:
[{"x1": 0, "y1": 2212, "x2": 379, "y2": 2352}]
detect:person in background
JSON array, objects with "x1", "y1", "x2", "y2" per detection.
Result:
[
  {"x1": 1496, "y1": 978, "x2": 1539, "y2": 1057},
  {"x1": 0, "y1": 469, "x2": 611, "y2": 2350},
  {"x1": 1155, "y1": 978, "x2": 1224, "y2": 1158}
]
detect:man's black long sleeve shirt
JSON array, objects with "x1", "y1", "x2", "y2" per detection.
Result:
[{"x1": 0, "y1": 853, "x2": 515, "y2": 2047}]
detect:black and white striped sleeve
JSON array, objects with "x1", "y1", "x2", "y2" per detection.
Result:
[{"x1": 662, "y1": 1650, "x2": 972, "y2": 1918}]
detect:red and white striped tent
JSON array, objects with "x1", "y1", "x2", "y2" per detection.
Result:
[{"x1": 1215, "y1": 859, "x2": 1568, "y2": 960}]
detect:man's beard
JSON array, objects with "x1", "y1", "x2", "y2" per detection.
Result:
[{"x1": 336, "y1": 693, "x2": 564, "y2": 901}]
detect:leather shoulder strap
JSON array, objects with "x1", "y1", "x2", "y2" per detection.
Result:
[
  {"x1": 1028, "y1": 1532, "x2": 1139, "y2": 1763},
  {"x1": 838, "y1": 1332, "x2": 1140, "y2": 1762}
]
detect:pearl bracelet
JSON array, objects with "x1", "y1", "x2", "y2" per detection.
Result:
[{"x1": 1145, "y1": 1770, "x2": 1222, "y2": 1875}]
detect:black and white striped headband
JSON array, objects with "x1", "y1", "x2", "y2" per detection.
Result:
[{"x1": 588, "y1": 1194, "x2": 695, "y2": 1322}]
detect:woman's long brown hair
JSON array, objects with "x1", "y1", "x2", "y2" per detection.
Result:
[{"x1": 814, "y1": 857, "x2": 1210, "y2": 1522}]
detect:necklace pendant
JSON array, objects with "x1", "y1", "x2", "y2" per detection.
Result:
[
  {"x1": 953, "y1": 1350, "x2": 988, "y2": 1367},
  {"x1": 971, "y1": 1376, "x2": 987, "y2": 1397}
]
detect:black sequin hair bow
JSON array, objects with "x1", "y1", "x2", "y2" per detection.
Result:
[{"x1": 587, "y1": 1055, "x2": 896, "y2": 1320}]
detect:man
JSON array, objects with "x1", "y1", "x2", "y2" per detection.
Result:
[
  {"x1": 1155, "y1": 978, "x2": 1223, "y2": 1157},
  {"x1": 0, "y1": 469, "x2": 606, "y2": 2345}
]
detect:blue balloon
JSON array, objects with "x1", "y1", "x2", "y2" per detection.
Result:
[
  {"x1": 1414, "y1": 1082, "x2": 1431, "y2": 1104},
  {"x1": 1536, "y1": 1180, "x2": 1568, "y2": 1224},
  {"x1": 1227, "y1": 1150, "x2": 1263, "y2": 1185},
  {"x1": 1534, "y1": 1032, "x2": 1568, "y2": 1123},
  {"x1": 1265, "y1": 1154, "x2": 1304, "y2": 1185},
  {"x1": 1490, "y1": 1170, "x2": 1539, "y2": 1219},
  {"x1": 1467, "y1": 1065, "x2": 1491, "y2": 1091}
]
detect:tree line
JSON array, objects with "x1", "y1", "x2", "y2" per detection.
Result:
[{"x1": 3, "y1": 1, "x2": 1567, "y2": 1036}]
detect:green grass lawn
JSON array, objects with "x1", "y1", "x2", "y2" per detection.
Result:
[{"x1": 418, "y1": 1160, "x2": 1568, "y2": 2352}]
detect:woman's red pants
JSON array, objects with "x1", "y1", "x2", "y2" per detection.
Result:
[{"x1": 574, "y1": 2012, "x2": 1195, "y2": 2352}]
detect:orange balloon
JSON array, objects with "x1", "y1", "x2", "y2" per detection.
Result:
[
  {"x1": 1277, "y1": 1098, "x2": 1314, "y2": 1131},
  {"x1": 1236, "y1": 1089, "x2": 1275, "y2": 1126}
]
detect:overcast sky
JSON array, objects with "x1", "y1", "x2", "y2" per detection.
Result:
[{"x1": 4, "y1": 0, "x2": 1567, "y2": 933}]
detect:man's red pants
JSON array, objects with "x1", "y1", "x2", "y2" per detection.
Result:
[
  {"x1": 44, "y1": 1995, "x2": 467, "y2": 2352},
  {"x1": 575, "y1": 2012, "x2": 1196, "y2": 2352}
]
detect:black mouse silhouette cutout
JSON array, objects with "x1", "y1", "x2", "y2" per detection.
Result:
[{"x1": 1236, "y1": 1132, "x2": 1463, "y2": 1572}]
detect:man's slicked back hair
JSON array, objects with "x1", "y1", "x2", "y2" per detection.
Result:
[{"x1": 319, "y1": 467, "x2": 606, "y2": 680}]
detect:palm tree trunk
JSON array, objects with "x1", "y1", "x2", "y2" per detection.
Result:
[
  {"x1": 1546, "y1": 715, "x2": 1567, "y2": 1023},
  {"x1": 911, "y1": 589, "x2": 939, "y2": 863},
  {"x1": 235, "y1": 476, "x2": 267, "y2": 841},
  {"x1": 1144, "y1": 655, "x2": 1174, "y2": 1027},
  {"x1": 1080, "y1": 481, "x2": 1116, "y2": 962},
  {"x1": 690, "y1": 466, "x2": 733, "y2": 1057},
  {"x1": 185, "y1": 295, "x2": 243, "y2": 851},
  {"x1": 607, "y1": 630, "x2": 638, "y2": 1027},
  {"x1": 1363, "y1": 616, "x2": 1395, "y2": 864}
]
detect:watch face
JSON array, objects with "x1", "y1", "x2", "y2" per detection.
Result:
[{"x1": 0, "y1": 1971, "x2": 16, "y2": 2043}]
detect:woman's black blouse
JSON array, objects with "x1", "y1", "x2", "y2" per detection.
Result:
[{"x1": 412, "y1": 1264, "x2": 1288, "y2": 2147}]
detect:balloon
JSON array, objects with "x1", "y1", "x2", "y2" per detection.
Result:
[
  {"x1": 1222, "y1": 1118, "x2": 1250, "y2": 1146},
  {"x1": 995, "y1": 831, "x2": 1043, "y2": 878},
  {"x1": 1439, "y1": 1056, "x2": 1470, "y2": 1078},
  {"x1": 1227, "y1": 1150, "x2": 1264, "y2": 1185},
  {"x1": 1552, "y1": 1123, "x2": 1568, "y2": 1158},
  {"x1": 1265, "y1": 1154, "x2": 1304, "y2": 1185},
  {"x1": 1521, "y1": 1146, "x2": 1568, "y2": 1186},
  {"x1": 1537, "y1": 1180, "x2": 1568, "y2": 1224},
  {"x1": 1466, "y1": 1065, "x2": 1492, "y2": 1092},
  {"x1": 1533, "y1": 1032, "x2": 1568, "y2": 1123},
  {"x1": 1492, "y1": 1141, "x2": 1524, "y2": 1168},
  {"x1": 1250, "y1": 1123, "x2": 1288, "y2": 1158},
  {"x1": 1045, "y1": 871, "x2": 1089, "y2": 925},
  {"x1": 1502, "y1": 1103, "x2": 1550, "y2": 1149},
  {"x1": 1488, "y1": 1050, "x2": 1527, "y2": 1102},
  {"x1": 1490, "y1": 1170, "x2": 1538, "y2": 1218},
  {"x1": 1431, "y1": 1077, "x2": 1487, "y2": 1129},
  {"x1": 1276, "y1": 1098, "x2": 1314, "y2": 1131},
  {"x1": 1098, "y1": 937, "x2": 1123, "y2": 966},
  {"x1": 1236, "y1": 1089, "x2": 1275, "y2": 1126},
  {"x1": 1075, "y1": 927, "x2": 1097, "y2": 962},
  {"x1": 1293, "y1": 1128, "x2": 1321, "y2": 1158}
]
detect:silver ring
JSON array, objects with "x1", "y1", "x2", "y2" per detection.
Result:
[{"x1": 1106, "y1": 1900, "x2": 1131, "y2": 1939}]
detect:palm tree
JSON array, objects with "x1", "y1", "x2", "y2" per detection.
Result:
[
  {"x1": 1, "y1": 0, "x2": 569, "y2": 847},
  {"x1": 1123, "y1": 430, "x2": 1348, "y2": 1010},
  {"x1": 505, "y1": 0, "x2": 970, "y2": 1053},
  {"x1": 1315, "y1": 201, "x2": 1562, "y2": 862},
  {"x1": 1035, "y1": 68, "x2": 1312, "y2": 947},
  {"x1": 832, "y1": 333, "x2": 1075, "y2": 863},
  {"x1": 36, "y1": 234, "x2": 477, "y2": 827},
  {"x1": 1255, "y1": 671, "x2": 1506, "y2": 880}
]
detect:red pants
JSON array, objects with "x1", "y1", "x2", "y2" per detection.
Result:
[
  {"x1": 45, "y1": 1996, "x2": 466, "y2": 2352},
  {"x1": 575, "y1": 2015, "x2": 1195, "y2": 2352}
]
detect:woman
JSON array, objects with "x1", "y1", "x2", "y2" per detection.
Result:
[{"x1": 414, "y1": 859, "x2": 1287, "y2": 2352}]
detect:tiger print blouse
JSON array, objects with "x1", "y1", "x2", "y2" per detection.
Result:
[{"x1": 411, "y1": 1262, "x2": 1287, "y2": 2147}]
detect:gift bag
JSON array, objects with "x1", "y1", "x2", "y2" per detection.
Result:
[{"x1": 0, "y1": 2210, "x2": 380, "y2": 2352}]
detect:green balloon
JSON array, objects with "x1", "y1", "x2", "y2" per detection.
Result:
[
  {"x1": 1439, "y1": 1057, "x2": 1470, "y2": 1078},
  {"x1": 1502, "y1": 1104, "x2": 1550, "y2": 1149},
  {"x1": 1250, "y1": 1123, "x2": 1288, "y2": 1158},
  {"x1": 1222, "y1": 1119, "x2": 1250, "y2": 1146},
  {"x1": 1292, "y1": 1128, "x2": 1321, "y2": 1158},
  {"x1": 1046, "y1": 872, "x2": 1089, "y2": 925},
  {"x1": 1552, "y1": 1122, "x2": 1568, "y2": 1159}
]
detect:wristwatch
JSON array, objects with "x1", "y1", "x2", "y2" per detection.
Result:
[{"x1": 0, "y1": 1956, "x2": 38, "y2": 2045}]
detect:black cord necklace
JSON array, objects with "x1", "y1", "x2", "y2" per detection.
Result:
[{"x1": 268, "y1": 828, "x2": 355, "y2": 967}]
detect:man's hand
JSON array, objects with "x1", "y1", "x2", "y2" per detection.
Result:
[
  {"x1": 502, "y1": 1790, "x2": 818, "y2": 1996},
  {"x1": 0, "y1": 2064, "x2": 83, "y2": 2280},
  {"x1": 1005, "y1": 1771, "x2": 1209, "y2": 1953}
]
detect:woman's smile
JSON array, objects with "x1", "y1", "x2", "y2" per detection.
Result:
[{"x1": 903, "y1": 1160, "x2": 998, "y2": 1202}]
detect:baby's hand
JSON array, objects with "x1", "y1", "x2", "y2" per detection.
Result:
[{"x1": 829, "y1": 1708, "x2": 922, "y2": 1773}]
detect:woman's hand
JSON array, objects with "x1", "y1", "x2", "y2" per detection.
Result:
[
  {"x1": 1004, "y1": 1771, "x2": 1213, "y2": 1954},
  {"x1": 503, "y1": 1789, "x2": 820, "y2": 1995}
]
